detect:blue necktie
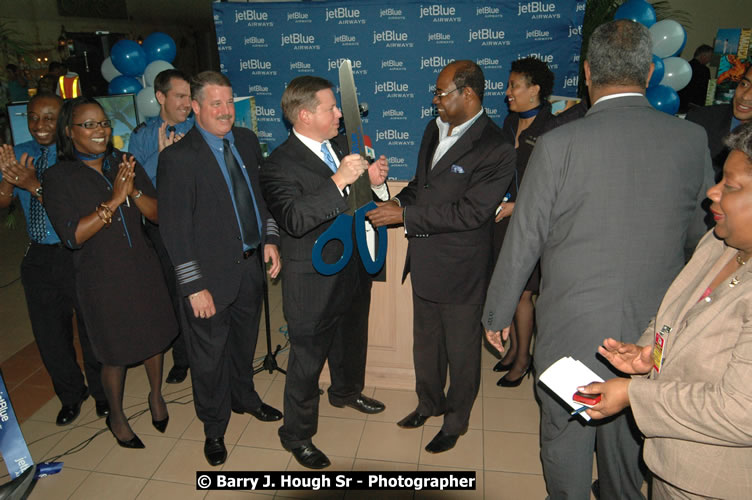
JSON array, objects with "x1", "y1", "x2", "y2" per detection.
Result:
[
  {"x1": 321, "y1": 142, "x2": 337, "y2": 173},
  {"x1": 28, "y1": 147, "x2": 49, "y2": 242}
]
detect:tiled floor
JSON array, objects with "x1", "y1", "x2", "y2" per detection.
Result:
[{"x1": 1, "y1": 218, "x2": 584, "y2": 499}]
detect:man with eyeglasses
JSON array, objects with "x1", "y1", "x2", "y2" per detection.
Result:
[
  {"x1": 367, "y1": 60, "x2": 515, "y2": 453},
  {"x1": 0, "y1": 93, "x2": 108, "y2": 426}
]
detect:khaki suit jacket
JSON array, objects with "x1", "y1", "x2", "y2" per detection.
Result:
[{"x1": 629, "y1": 231, "x2": 752, "y2": 499}]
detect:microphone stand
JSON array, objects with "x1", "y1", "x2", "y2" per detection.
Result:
[{"x1": 254, "y1": 250, "x2": 286, "y2": 376}]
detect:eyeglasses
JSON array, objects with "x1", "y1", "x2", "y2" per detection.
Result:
[
  {"x1": 432, "y1": 86, "x2": 465, "y2": 98},
  {"x1": 73, "y1": 120, "x2": 112, "y2": 129}
]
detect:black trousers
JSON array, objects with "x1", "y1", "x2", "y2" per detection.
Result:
[
  {"x1": 180, "y1": 255, "x2": 264, "y2": 439},
  {"x1": 412, "y1": 292, "x2": 482, "y2": 435},
  {"x1": 20, "y1": 242, "x2": 104, "y2": 406},
  {"x1": 144, "y1": 221, "x2": 188, "y2": 368},
  {"x1": 278, "y1": 273, "x2": 371, "y2": 449}
]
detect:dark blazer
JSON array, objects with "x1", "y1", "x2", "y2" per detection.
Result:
[
  {"x1": 686, "y1": 103, "x2": 733, "y2": 181},
  {"x1": 157, "y1": 126, "x2": 278, "y2": 305},
  {"x1": 260, "y1": 133, "x2": 375, "y2": 322},
  {"x1": 395, "y1": 112, "x2": 516, "y2": 305}
]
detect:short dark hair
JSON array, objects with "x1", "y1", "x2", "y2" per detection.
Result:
[
  {"x1": 56, "y1": 96, "x2": 114, "y2": 161},
  {"x1": 28, "y1": 92, "x2": 62, "y2": 109},
  {"x1": 510, "y1": 57, "x2": 555, "y2": 100},
  {"x1": 281, "y1": 76, "x2": 334, "y2": 124},
  {"x1": 48, "y1": 61, "x2": 65, "y2": 74},
  {"x1": 587, "y1": 20, "x2": 652, "y2": 88},
  {"x1": 154, "y1": 69, "x2": 189, "y2": 96},
  {"x1": 725, "y1": 122, "x2": 752, "y2": 161},
  {"x1": 694, "y1": 44, "x2": 713, "y2": 58},
  {"x1": 190, "y1": 71, "x2": 232, "y2": 103},
  {"x1": 451, "y1": 60, "x2": 485, "y2": 103}
]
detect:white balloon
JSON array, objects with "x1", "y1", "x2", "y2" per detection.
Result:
[
  {"x1": 649, "y1": 20, "x2": 686, "y2": 58},
  {"x1": 136, "y1": 87, "x2": 161, "y2": 118},
  {"x1": 659, "y1": 57, "x2": 692, "y2": 91},
  {"x1": 143, "y1": 60, "x2": 174, "y2": 88},
  {"x1": 100, "y1": 56, "x2": 121, "y2": 83}
]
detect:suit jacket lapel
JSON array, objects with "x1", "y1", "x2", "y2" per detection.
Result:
[
  {"x1": 287, "y1": 132, "x2": 337, "y2": 178},
  {"x1": 430, "y1": 113, "x2": 489, "y2": 177},
  {"x1": 187, "y1": 128, "x2": 236, "y2": 213}
]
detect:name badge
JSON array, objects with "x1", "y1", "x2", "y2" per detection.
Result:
[{"x1": 652, "y1": 325, "x2": 671, "y2": 373}]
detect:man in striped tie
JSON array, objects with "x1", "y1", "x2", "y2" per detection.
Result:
[{"x1": 0, "y1": 92, "x2": 107, "y2": 425}]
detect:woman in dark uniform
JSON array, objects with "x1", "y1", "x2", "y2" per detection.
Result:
[
  {"x1": 492, "y1": 57, "x2": 555, "y2": 386},
  {"x1": 44, "y1": 97, "x2": 176, "y2": 448}
]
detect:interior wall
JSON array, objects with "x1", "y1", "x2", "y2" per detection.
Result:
[{"x1": 676, "y1": 0, "x2": 747, "y2": 63}]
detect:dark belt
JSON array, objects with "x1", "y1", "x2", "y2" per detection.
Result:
[{"x1": 242, "y1": 247, "x2": 257, "y2": 259}]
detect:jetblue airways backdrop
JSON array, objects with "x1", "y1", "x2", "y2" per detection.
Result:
[{"x1": 213, "y1": 0, "x2": 585, "y2": 180}]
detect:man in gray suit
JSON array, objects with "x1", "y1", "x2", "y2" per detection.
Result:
[{"x1": 483, "y1": 20, "x2": 712, "y2": 499}]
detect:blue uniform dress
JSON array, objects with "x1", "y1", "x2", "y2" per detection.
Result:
[{"x1": 43, "y1": 150, "x2": 177, "y2": 365}]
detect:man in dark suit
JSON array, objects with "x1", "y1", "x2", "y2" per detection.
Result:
[
  {"x1": 687, "y1": 65, "x2": 752, "y2": 180},
  {"x1": 483, "y1": 21, "x2": 712, "y2": 499},
  {"x1": 678, "y1": 44, "x2": 712, "y2": 113},
  {"x1": 367, "y1": 60, "x2": 515, "y2": 453},
  {"x1": 260, "y1": 76, "x2": 389, "y2": 469},
  {"x1": 158, "y1": 71, "x2": 282, "y2": 466}
]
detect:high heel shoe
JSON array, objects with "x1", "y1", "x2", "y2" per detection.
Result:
[
  {"x1": 106, "y1": 415, "x2": 145, "y2": 449},
  {"x1": 496, "y1": 358, "x2": 533, "y2": 388},
  {"x1": 148, "y1": 393, "x2": 169, "y2": 433},
  {"x1": 492, "y1": 360, "x2": 514, "y2": 372}
]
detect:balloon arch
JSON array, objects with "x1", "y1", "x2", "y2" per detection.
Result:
[{"x1": 101, "y1": 32, "x2": 178, "y2": 119}]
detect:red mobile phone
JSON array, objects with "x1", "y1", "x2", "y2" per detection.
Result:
[{"x1": 572, "y1": 391, "x2": 601, "y2": 407}]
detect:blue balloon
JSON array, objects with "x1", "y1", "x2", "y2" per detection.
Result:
[
  {"x1": 108, "y1": 75, "x2": 143, "y2": 95},
  {"x1": 614, "y1": 0, "x2": 657, "y2": 28},
  {"x1": 111, "y1": 40, "x2": 147, "y2": 77},
  {"x1": 143, "y1": 32, "x2": 177, "y2": 64},
  {"x1": 646, "y1": 85, "x2": 679, "y2": 115},
  {"x1": 649, "y1": 54, "x2": 664, "y2": 87}
]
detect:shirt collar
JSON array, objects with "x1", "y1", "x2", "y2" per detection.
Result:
[
  {"x1": 292, "y1": 128, "x2": 331, "y2": 157},
  {"x1": 593, "y1": 92, "x2": 644, "y2": 106},
  {"x1": 435, "y1": 108, "x2": 484, "y2": 140},
  {"x1": 196, "y1": 122, "x2": 234, "y2": 149}
]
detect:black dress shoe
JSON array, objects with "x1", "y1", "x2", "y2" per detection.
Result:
[
  {"x1": 106, "y1": 416, "x2": 145, "y2": 449},
  {"x1": 95, "y1": 400, "x2": 110, "y2": 418},
  {"x1": 425, "y1": 430, "x2": 460, "y2": 454},
  {"x1": 165, "y1": 365, "x2": 189, "y2": 384},
  {"x1": 204, "y1": 437, "x2": 227, "y2": 466},
  {"x1": 285, "y1": 443, "x2": 330, "y2": 469},
  {"x1": 496, "y1": 358, "x2": 533, "y2": 388},
  {"x1": 331, "y1": 394, "x2": 385, "y2": 414},
  {"x1": 56, "y1": 389, "x2": 89, "y2": 426},
  {"x1": 492, "y1": 359, "x2": 513, "y2": 372},
  {"x1": 397, "y1": 411, "x2": 430, "y2": 429},
  {"x1": 232, "y1": 403, "x2": 283, "y2": 421}
]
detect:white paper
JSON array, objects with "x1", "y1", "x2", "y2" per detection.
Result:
[{"x1": 538, "y1": 357, "x2": 604, "y2": 422}]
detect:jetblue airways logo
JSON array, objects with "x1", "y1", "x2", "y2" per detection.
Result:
[
  {"x1": 380, "y1": 8, "x2": 405, "y2": 19},
  {"x1": 526, "y1": 29, "x2": 552, "y2": 41},
  {"x1": 517, "y1": 2, "x2": 560, "y2": 19},
  {"x1": 325, "y1": 7, "x2": 364, "y2": 24},
  {"x1": 420, "y1": 56, "x2": 454, "y2": 71},
  {"x1": 519, "y1": 52, "x2": 557, "y2": 69},
  {"x1": 485, "y1": 79, "x2": 505, "y2": 96},
  {"x1": 373, "y1": 31, "x2": 413, "y2": 47},
  {"x1": 419, "y1": 4, "x2": 461, "y2": 22},
  {"x1": 383, "y1": 109, "x2": 407, "y2": 120},
  {"x1": 243, "y1": 36, "x2": 267, "y2": 47},
  {"x1": 420, "y1": 106, "x2": 439, "y2": 119},
  {"x1": 468, "y1": 29, "x2": 509, "y2": 46},
  {"x1": 247, "y1": 84, "x2": 271, "y2": 96},
  {"x1": 290, "y1": 61, "x2": 313, "y2": 72},
  {"x1": 476, "y1": 57, "x2": 502, "y2": 69},
  {"x1": 281, "y1": 33, "x2": 320, "y2": 51},
  {"x1": 327, "y1": 58, "x2": 364, "y2": 74},
  {"x1": 287, "y1": 11, "x2": 311, "y2": 23},
  {"x1": 569, "y1": 25, "x2": 583, "y2": 38},
  {"x1": 376, "y1": 129, "x2": 414, "y2": 146},
  {"x1": 381, "y1": 59, "x2": 406, "y2": 71},
  {"x1": 239, "y1": 59, "x2": 277, "y2": 76},
  {"x1": 427, "y1": 33, "x2": 453, "y2": 44},
  {"x1": 563, "y1": 75, "x2": 579, "y2": 89},
  {"x1": 334, "y1": 34, "x2": 358, "y2": 46},
  {"x1": 255, "y1": 106, "x2": 280, "y2": 123},
  {"x1": 216, "y1": 36, "x2": 231, "y2": 51},
  {"x1": 476, "y1": 6, "x2": 502, "y2": 17},
  {"x1": 235, "y1": 9, "x2": 273, "y2": 26}
]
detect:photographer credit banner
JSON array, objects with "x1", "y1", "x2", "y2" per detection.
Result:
[{"x1": 213, "y1": 0, "x2": 585, "y2": 180}]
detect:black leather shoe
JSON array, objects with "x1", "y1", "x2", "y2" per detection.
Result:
[
  {"x1": 492, "y1": 359, "x2": 513, "y2": 372},
  {"x1": 425, "y1": 430, "x2": 460, "y2": 454},
  {"x1": 56, "y1": 389, "x2": 89, "y2": 426},
  {"x1": 95, "y1": 400, "x2": 110, "y2": 418},
  {"x1": 204, "y1": 437, "x2": 227, "y2": 466},
  {"x1": 397, "y1": 411, "x2": 430, "y2": 429},
  {"x1": 148, "y1": 393, "x2": 169, "y2": 433},
  {"x1": 232, "y1": 403, "x2": 283, "y2": 421},
  {"x1": 106, "y1": 415, "x2": 145, "y2": 449},
  {"x1": 165, "y1": 365, "x2": 188, "y2": 384},
  {"x1": 331, "y1": 394, "x2": 385, "y2": 414},
  {"x1": 285, "y1": 443, "x2": 330, "y2": 469}
]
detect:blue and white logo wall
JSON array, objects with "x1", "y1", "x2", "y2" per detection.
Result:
[{"x1": 214, "y1": 0, "x2": 585, "y2": 180}]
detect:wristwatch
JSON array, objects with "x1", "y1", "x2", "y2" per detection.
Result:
[{"x1": 34, "y1": 186, "x2": 43, "y2": 199}]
